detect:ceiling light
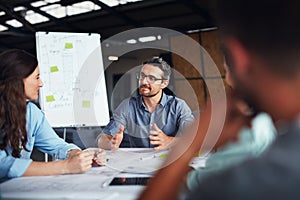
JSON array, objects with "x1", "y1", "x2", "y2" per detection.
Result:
[
  {"x1": 99, "y1": 0, "x2": 118, "y2": 7},
  {"x1": 67, "y1": 1, "x2": 100, "y2": 16},
  {"x1": 25, "y1": 11, "x2": 49, "y2": 24},
  {"x1": 14, "y1": 6, "x2": 26, "y2": 12},
  {"x1": 45, "y1": 0, "x2": 60, "y2": 3},
  {"x1": 6, "y1": 19, "x2": 23, "y2": 28},
  {"x1": 31, "y1": 1, "x2": 48, "y2": 7},
  {"x1": 187, "y1": 29, "x2": 200, "y2": 34},
  {"x1": 200, "y1": 27, "x2": 217, "y2": 32},
  {"x1": 126, "y1": 39, "x2": 137, "y2": 44},
  {"x1": 0, "y1": 11, "x2": 5, "y2": 16},
  {"x1": 67, "y1": 5, "x2": 88, "y2": 16},
  {"x1": 99, "y1": 0, "x2": 143, "y2": 7},
  {"x1": 108, "y1": 56, "x2": 119, "y2": 61},
  {"x1": 0, "y1": 24, "x2": 8, "y2": 31},
  {"x1": 119, "y1": 0, "x2": 128, "y2": 5},
  {"x1": 138, "y1": 36, "x2": 156, "y2": 43},
  {"x1": 41, "y1": 4, "x2": 66, "y2": 18}
]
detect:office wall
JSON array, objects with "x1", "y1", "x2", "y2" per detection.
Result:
[
  {"x1": 104, "y1": 48, "x2": 170, "y2": 111},
  {"x1": 170, "y1": 30, "x2": 225, "y2": 112},
  {"x1": 103, "y1": 30, "x2": 225, "y2": 114}
]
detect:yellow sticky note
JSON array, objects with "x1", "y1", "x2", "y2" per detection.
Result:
[
  {"x1": 82, "y1": 100, "x2": 91, "y2": 108},
  {"x1": 65, "y1": 42, "x2": 73, "y2": 49},
  {"x1": 46, "y1": 95, "x2": 55, "y2": 102},
  {"x1": 50, "y1": 66, "x2": 59, "y2": 72}
]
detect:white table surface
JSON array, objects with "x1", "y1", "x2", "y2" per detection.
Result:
[
  {"x1": 0, "y1": 148, "x2": 207, "y2": 200},
  {"x1": 0, "y1": 148, "x2": 156, "y2": 200}
]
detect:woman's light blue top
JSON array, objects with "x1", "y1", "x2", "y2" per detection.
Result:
[{"x1": 0, "y1": 102, "x2": 80, "y2": 183}]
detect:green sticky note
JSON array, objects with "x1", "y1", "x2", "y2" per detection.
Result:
[
  {"x1": 65, "y1": 42, "x2": 73, "y2": 49},
  {"x1": 159, "y1": 154, "x2": 167, "y2": 159},
  {"x1": 82, "y1": 100, "x2": 91, "y2": 108},
  {"x1": 46, "y1": 95, "x2": 55, "y2": 102},
  {"x1": 50, "y1": 66, "x2": 59, "y2": 72}
]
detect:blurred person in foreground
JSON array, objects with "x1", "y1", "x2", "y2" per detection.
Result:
[{"x1": 186, "y1": 62, "x2": 276, "y2": 191}]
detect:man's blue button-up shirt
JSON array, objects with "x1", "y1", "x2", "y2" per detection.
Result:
[{"x1": 100, "y1": 93, "x2": 194, "y2": 148}]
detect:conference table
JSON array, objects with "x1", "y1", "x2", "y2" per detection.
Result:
[{"x1": 0, "y1": 148, "x2": 207, "y2": 200}]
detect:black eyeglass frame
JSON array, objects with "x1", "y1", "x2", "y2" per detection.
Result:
[{"x1": 136, "y1": 72, "x2": 167, "y2": 84}]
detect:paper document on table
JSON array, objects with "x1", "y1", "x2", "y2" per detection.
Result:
[
  {"x1": 0, "y1": 167, "x2": 120, "y2": 199},
  {"x1": 189, "y1": 152, "x2": 210, "y2": 169},
  {"x1": 106, "y1": 149, "x2": 169, "y2": 174}
]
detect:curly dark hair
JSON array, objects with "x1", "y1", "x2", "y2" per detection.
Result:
[{"x1": 0, "y1": 49, "x2": 38, "y2": 157}]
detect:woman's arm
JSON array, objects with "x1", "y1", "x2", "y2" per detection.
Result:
[{"x1": 23, "y1": 149, "x2": 94, "y2": 176}]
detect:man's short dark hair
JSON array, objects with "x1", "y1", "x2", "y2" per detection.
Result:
[{"x1": 142, "y1": 57, "x2": 171, "y2": 80}]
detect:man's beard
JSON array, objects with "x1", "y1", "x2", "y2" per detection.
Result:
[
  {"x1": 139, "y1": 85, "x2": 160, "y2": 98},
  {"x1": 141, "y1": 91, "x2": 160, "y2": 98}
]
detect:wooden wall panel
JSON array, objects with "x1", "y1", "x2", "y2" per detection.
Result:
[
  {"x1": 174, "y1": 79, "x2": 206, "y2": 112},
  {"x1": 170, "y1": 33, "x2": 202, "y2": 78},
  {"x1": 170, "y1": 30, "x2": 225, "y2": 112},
  {"x1": 200, "y1": 30, "x2": 225, "y2": 77}
]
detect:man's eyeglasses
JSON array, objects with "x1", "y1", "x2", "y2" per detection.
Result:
[{"x1": 136, "y1": 73, "x2": 166, "y2": 84}]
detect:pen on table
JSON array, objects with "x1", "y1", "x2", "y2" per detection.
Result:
[
  {"x1": 102, "y1": 177, "x2": 113, "y2": 188},
  {"x1": 140, "y1": 155, "x2": 155, "y2": 160}
]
